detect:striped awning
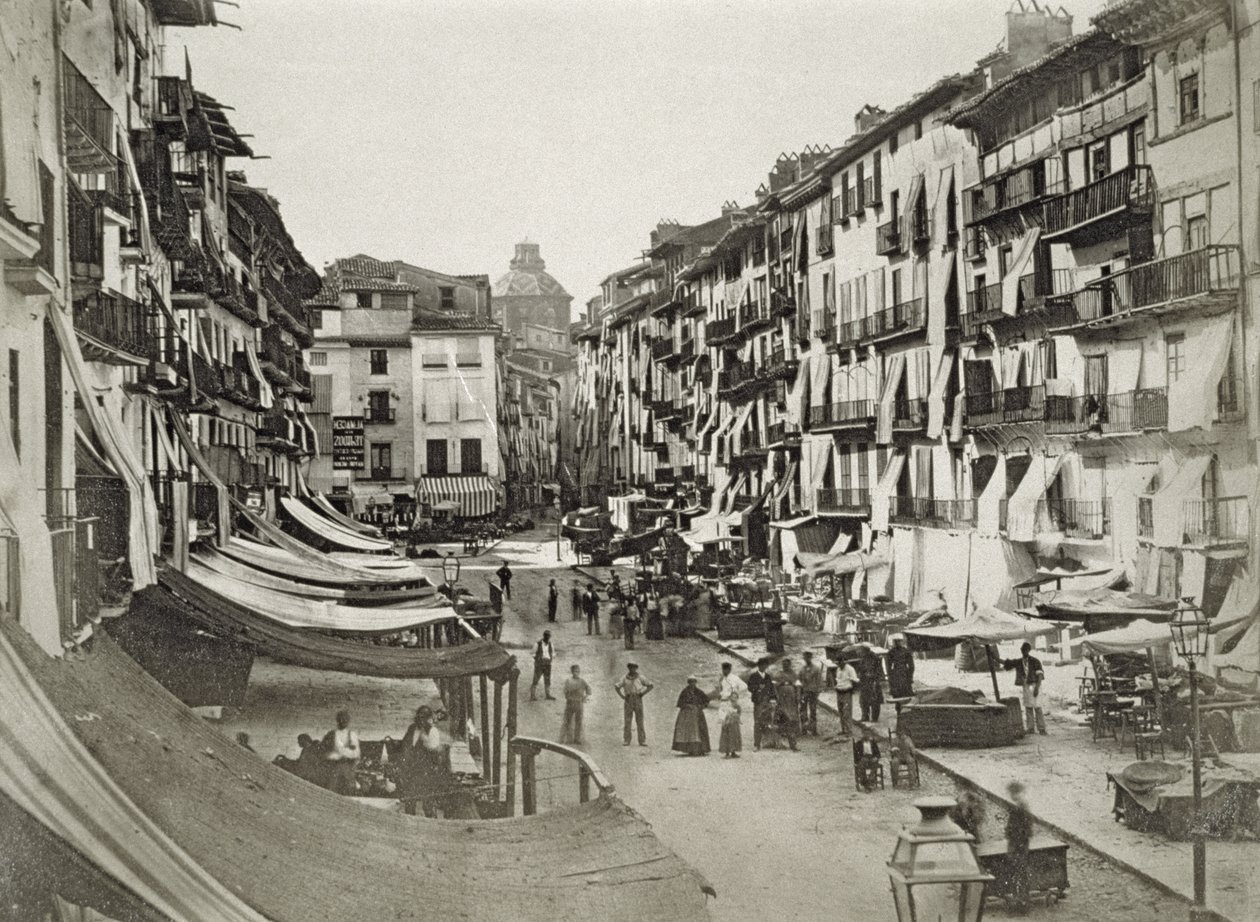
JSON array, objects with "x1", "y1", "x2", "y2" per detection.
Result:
[{"x1": 417, "y1": 475, "x2": 498, "y2": 519}]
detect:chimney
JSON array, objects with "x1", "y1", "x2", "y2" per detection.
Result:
[
  {"x1": 854, "y1": 104, "x2": 887, "y2": 133},
  {"x1": 720, "y1": 200, "x2": 742, "y2": 216},
  {"x1": 1000, "y1": 1, "x2": 1073, "y2": 76}
]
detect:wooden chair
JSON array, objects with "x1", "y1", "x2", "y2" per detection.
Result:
[
  {"x1": 887, "y1": 728, "x2": 920, "y2": 789},
  {"x1": 853, "y1": 738, "x2": 884, "y2": 791}
]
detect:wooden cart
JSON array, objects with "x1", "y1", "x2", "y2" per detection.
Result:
[{"x1": 976, "y1": 835, "x2": 1069, "y2": 907}]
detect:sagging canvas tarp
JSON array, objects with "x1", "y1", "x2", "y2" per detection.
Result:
[
  {"x1": 194, "y1": 548, "x2": 433, "y2": 605},
  {"x1": 0, "y1": 620, "x2": 267, "y2": 921},
  {"x1": 1080, "y1": 611, "x2": 1254, "y2": 657},
  {"x1": 2, "y1": 620, "x2": 715, "y2": 922},
  {"x1": 279, "y1": 497, "x2": 393, "y2": 553},
  {"x1": 218, "y1": 537, "x2": 419, "y2": 588},
  {"x1": 158, "y1": 568, "x2": 513, "y2": 680},
  {"x1": 310, "y1": 493, "x2": 382, "y2": 536},
  {"x1": 904, "y1": 605, "x2": 1057, "y2": 654},
  {"x1": 1032, "y1": 587, "x2": 1177, "y2": 633}
]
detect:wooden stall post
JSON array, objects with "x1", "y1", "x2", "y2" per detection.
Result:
[
  {"x1": 479, "y1": 674, "x2": 490, "y2": 778},
  {"x1": 492, "y1": 678, "x2": 503, "y2": 797},
  {"x1": 578, "y1": 763, "x2": 591, "y2": 804},
  {"x1": 505, "y1": 667, "x2": 519, "y2": 813},
  {"x1": 985, "y1": 644, "x2": 1002, "y2": 702},
  {"x1": 521, "y1": 744, "x2": 537, "y2": 816}
]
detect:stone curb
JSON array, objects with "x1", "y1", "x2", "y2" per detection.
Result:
[{"x1": 694, "y1": 631, "x2": 1228, "y2": 922}]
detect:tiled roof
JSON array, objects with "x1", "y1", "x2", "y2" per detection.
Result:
[
  {"x1": 411, "y1": 311, "x2": 501, "y2": 332},
  {"x1": 337, "y1": 254, "x2": 395, "y2": 279},
  {"x1": 191, "y1": 91, "x2": 253, "y2": 158}
]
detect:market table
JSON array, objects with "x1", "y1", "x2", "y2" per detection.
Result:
[
  {"x1": 976, "y1": 834, "x2": 1069, "y2": 907},
  {"x1": 1107, "y1": 760, "x2": 1260, "y2": 839}
]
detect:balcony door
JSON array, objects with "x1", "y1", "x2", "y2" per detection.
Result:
[
  {"x1": 369, "y1": 443, "x2": 392, "y2": 481},
  {"x1": 426, "y1": 439, "x2": 448, "y2": 476},
  {"x1": 460, "y1": 438, "x2": 482, "y2": 475},
  {"x1": 367, "y1": 390, "x2": 390, "y2": 422}
]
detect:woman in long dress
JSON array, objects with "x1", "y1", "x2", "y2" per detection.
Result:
[
  {"x1": 671, "y1": 677, "x2": 711, "y2": 756},
  {"x1": 714, "y1": 663, "x2": 746, "y2": 758}
]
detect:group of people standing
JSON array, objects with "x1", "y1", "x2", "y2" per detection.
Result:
[{"x1": 550, "y1": 575, "x2": 669, "y2": 650}]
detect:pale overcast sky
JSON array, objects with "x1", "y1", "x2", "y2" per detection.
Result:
[{"x1": 175, "y1": 0, "x2": 1106, "y2": 312}]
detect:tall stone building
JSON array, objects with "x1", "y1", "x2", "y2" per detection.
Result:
[{"x1": 492, "y1": 241, "x2": 572, "y2": 334}]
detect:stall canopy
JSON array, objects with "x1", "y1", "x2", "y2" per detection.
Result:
[
  {"x1": 905, "y1": 605, "x2": 1058, "y2": 698},
  {"x1": 1032, "y1": 587, "x2": 1177, "y2": 633},
  {"x1": 193, "y1": 547, "x2": 433, "y2": 604},
  {"x1": 219, "y1": 535, "x2": 426, "y2": 588},
  {"x1": 279, "y1": 497, "x2": 394, "y2": 553},
  {"x1": 1, "y1": 619, "x2": 714, "y2": 922},
  {"x1": 1080, "y1": 611, "x2": 1253, "y2": 657},
  {"x1": 310, "y1": 493, "x2": 382, "y2": 537},
  {"x1": 418, "y1": 475, "x2": 497, "y2": 519},
  {"x1": 796, "y1": 532, "x2": 854, "y2": 573}
]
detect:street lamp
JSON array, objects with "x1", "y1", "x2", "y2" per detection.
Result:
[
  {"x1": 1168, "y1": 597, "x2": 1210, "y2": 921},
  {"x1": 887, "y1": 796, "x2": 991, "y2": 922},
  {"x1": 442, "y1": 551, "x2": 461, "y2": 588}
]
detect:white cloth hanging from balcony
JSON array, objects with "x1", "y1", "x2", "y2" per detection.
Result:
[
  {"x1": 975, "y1": 453, "x2": 1007, "y2": 536},
  {"x1": 899, "y1": 173, "x2": 925, "y2": 245},
  {"x1": 1168, "y1": 314, "x2": 1233, "y2": 433},
  {"x1": 876, "y1": 352, "x2": 906, "y2": 444},
  {"x1": 47, "y1": 302, "x2": 159, "y2": 591},
  {"x1": 1000, "y1": 227, "x2": 1040, "y2": 315},
  {"x1": 926, "y1": 351, "x2": 955, "y2": 439},
  {"x1": 932, "y1": 166, "x2": 955, "y2": 244},
  {"x1": 1151, "y1": 454, "x2": 1212, "y2": 547},
  {"x1": 869, "y1": 449, "x2": 906, "y2": 533},
  {"x1": 790, "y1": 352, "x2": 811, "y2": 427},
  {"x1": 244, "y1": 342, "x2": 274, "y2": 410},
  {"x1": 1005, "y1": 452, "x2": 1066, "y2": 543}
]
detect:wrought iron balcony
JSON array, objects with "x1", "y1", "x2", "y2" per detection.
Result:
[
  {"x1": 73, "y1": 290, "x2": 152, "y2": 365},
  {"x1": 963, "y1": 226, "x2": 987, "y2": 261},
  {"x1": 1060, "y1": 246, "x2": 1241, "y2": 330},
  {"x1": 1045, "y1": 388, "x2": 1168, "y2": 435},
  {"x1": 739, "y1": 299, "x2": 772, "y2": 333},
  {"x1": 1182, "y1": 496, "x2": 1249, "y2": 547},
  {"x1": 809, "y1": 399, "x2": 875, "y2": 432},
  {"x1": 1041, "y1": 165, "x2": 1153, "y2": 240},
  {"x1": 876, "y1": 220, "x2": 902, "y2": 256},
  {"x1": 817, "y1": 488, "x2": 871, "y2": 516},
  {"x1": 767, "y1": 421, "x2": 801, "y2": 446},
  {"x1": 964, "y1": 384, "x2": 1046, "y2": 428},
  {"x1": 813, "y1": 310, "x2": 836, "y2": 342},
  {"x1": 717, "y1": 361, "x2": 757, "y2": 395},
  {"x1": 960, "y1": 282, "x2": 1005, "y2": 339},
  {"x1": 651, "y1": 399, "x2": 682, "y2": 419},
  {"x1": 765, "y1": 347, "x2": 798, "y2": 380},
  {"x1": 705, "y1": 316, "x2": 739, "y2": 345},
  {"x1": 677, "y1": 338, "x2": 696, "y2": 363},
  {"x1": 651, "y1": 338, "x2": 675, "y2": 361},
  {"x1": 836, "y1": 317, "x2": 865, "y2": 350},
  {"x1": 892, "y1": 397, "x2": 928, "y2": 431},
  {"x1": 68, "y1": 182, "x2": 104, "y2": 282},
  {"x1": 770, "y1": 289, "x2": 796, "y2": 318},
  {"x1": 863, "y1": 298, "x2": 925, "y2": 343},
  {"x1": 889, "y1": 496, "x2": 977, "y2": 529},
  {"x1": 1036, "y1": 498, "x2": 1111, "y2": 540},
  {"x1": 735, "y1": 430, "x2": 766, "y2": 458},
  {"x1": 364, "y1": 406, "x2": 397, "y2": 423},
  {"x1": 257, "y1": 413, "x2": 300, "y2": 453}
]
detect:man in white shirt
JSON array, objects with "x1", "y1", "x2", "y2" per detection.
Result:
[
  {"x1": 615, "y1": 663, "x2": 654, "y2": 746},
  {"x1": 324, "y1": 709, "x2": 360, "y2": 795},
  {"x1": 833, "y1": 660, "x2": 859, "y2": 738},
  {"x1": 531, "y1": 631, "x2": 555, "y2": 700}
]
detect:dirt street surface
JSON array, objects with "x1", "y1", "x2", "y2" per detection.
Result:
[{"x1": 221, "y1": 527, "x2": 1192, "y2": 921}]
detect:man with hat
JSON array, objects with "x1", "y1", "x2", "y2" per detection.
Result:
[
  {"x1": 799, "y1": 651, "x2": 824, "y2": 736},
  {"x1": 887, "y1": 634, "x2": 915, "y2": 713},
  {"x1": 1002, "y1": 642, "x2": 1047, "y2": 735},
  {"x1": 614, "y1": 662, "x2": 654, "y2": 746},
  {"x1": 746, "y1": 657, "x2": 777, "y2": 751}
]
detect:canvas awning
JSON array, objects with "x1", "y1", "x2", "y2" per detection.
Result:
[
  {"x1": 1169, "y1": 314, "x2": 1234, "y2": 433},
  {"x1": 1081, "y1": 611, "x2": 1254, "y2": 657},
  {"x1": 770, "y1": 514, "x2": 817, "y2": 530},
  {"x1": 1151, "y1": 454, "x2": 1212, "y2": 547},
  {"x1": 722, "y1": 473, "x2": 748, "y2": 515},
  {"x1": 1, "y1": 618, "x2": 713, "y2": 921},
  {"x1": 900, "y1": 173, "x2": 925, "y2": 245},
  {"x1": 1004, "y1": 452, "x2": 1066, "y2": 543},
  {"x1": 870, "y1": 450, "x2": 906, "y2": 533},
  {"x1": 791, "y1": 353, "x2": 812, "y2": 425},
  {"x1": 310, "y1": 494, "x2": 383, "y2": 537},
  {"x1": 193, "y1": 547, "x2": 434, "y2": 605},
  {"x1": 926, "y1": 351, "x2": 955, "y2": 439},
  {"x1": 418, "y1": 475, "x2": 497, "y2": 519},
  {"x1": 772, "y1": 460, "x2": 798, "y2": 506},
  {"x1": 876, "y1": 352, "x2": 906, "y2": 444},
  {"x1": 280, "y1": 497, "x2": 394, "y2": 553},
  {"x1": 800, "y1": 547, "x2": 885, "y2": 577},
  {"x1": 1000, "y1": 228, "x2": 1040, "y2": 315}
]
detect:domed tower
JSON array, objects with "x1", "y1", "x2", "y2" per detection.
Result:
[{"x1": 492, "y1": 241, "x2": 573, "y2": 336}]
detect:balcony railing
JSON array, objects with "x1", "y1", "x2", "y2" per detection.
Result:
[
  {"x1": 1066, "y1": 246, "x2": 1241, "y2": 326},
  {"x1": 68, "y1": 182, "x2": 104, "y2": 281},
  {"x1": 736, "y1": 430, "x2": 765, "y2": 457},
  {"x1": 837, "y1": 317, "x2": 865, "y2": 350},
  {"x1": 892, "y1": 397, "x2": 928, "y2": 430},
  {"x1": 1137, "y1": 497, "x2": 1154, "y2": 540},
  {"x1": 969, "y1": 163, "x2": 1045, "y2": 224},
  {"x1": 651, "y1": 338, "x2": 675, "y2": 361},
  {"x1": 964, "y1": 385, "x2": 1045, "y2": 428},
  {"x1": 863, "y1": 298, "x2": 925, "y2": 342},
  {"x1": 1045, "y1": 388, "x2": 1169, "y2": 435},
  {"x1": 706, "y1": 316, "x2": 739, "y2": 345},
  {"x1": 1041, "y1": 165, "x2": 1153, "y2": 239},
  {"x1": 813, "y1": 310, "x2": 836, "y2": 342},
  {"x1": 817, "y1": 488, "x2": 871, "y2": 515},
  {"x1": 1037, "y1": 498, "x2": 1111, "y2": 540},
  {"x1": 809, "y1": 399, "x2": 875, "y2": 431},
  {"x1": 767, "y1": 421, "x2": 801, "y2": 446},
  {"x1": 73, "y1": 290, "x2": 152, "y2": 364},
  {"x1": 765, "y1": 347, "x2": 797, "y2": 379},
  {"x1": 739, "y1": 299, "x2": 772, "y2": 331},
  {"x1": 364, "y1": 406, "x2": 397, "y2": 423},
  {"x1": 876, "y1": 220, "x2": 902, "y2": 256},
  {"x1": 1182, "y1": 496, "x2": 1249, "y2": 546},
  {"x1": 770, "y1": 289, "x2": 796, "y2": 318},
  {"x1": 963, "y1": 226, "x2": 987, "y2": 261},
  {"x1": 717, "y1": 361, "x2": 757, "y2": 394},
  {"x1": 889, "y1": 496, "x2": 977, "y2": 529}
]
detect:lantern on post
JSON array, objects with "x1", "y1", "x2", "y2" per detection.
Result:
[
  {"x1": 442, "y1": 551, "x2": 461, "y2": 587},
  {"x1": 1168, "y1": 597, "x2": 1210, "y2": 920},
  {"x1": 887, "y1": 797, "x2": 991, "y2": 922}
]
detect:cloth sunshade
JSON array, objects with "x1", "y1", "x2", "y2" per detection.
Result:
[
  {"x1": 926, "y1": 351, "x2": 954, "y2": 439},
  {"x1": 217, "y1": 536, "x2": 419, "y2": 588},
  {"x1": 1000, "y1": 227, "x2": 1040, "y2": 314},
  {"x1": 310, "y1": 493, "x2": 383, "y2": 537},
  {"x1": 1168, "y1": 315, "x2": 1233, "y2": 433},
  {"x1": 193, "y1": 547, "x2": 434, "y2": 605},
  {"x1": 1080, "y1": 612, "x2": 1254, "y2": 657},
  {"x1": 869, "y1": 450, "x2": 906, "y2": 532},
  {"x1": 1151, "y1": 454, "x2": 1212, "y2": 547},
  {"x1": 418, "y1": 475, "x2": 498, "y2": 519},
  {"x1": 1031, "y1": 587, "x2": 1178, "y2": 623},
  {"x1": 772, "y1": 461, "x2": 798, "y2": 506},
  {"x1": 279, "y1": 497, "x2": 394, "y2": 553},
  {"x1": 876, "y1": 352, "x2": 906, "y2": 445},
  {"x1": 1, "y1": 619, "x2": 714, "y2": 921},
  {"x1": 1004, "y1": 452, "x2": 1066, "y2": 543},
  {"x1": 769, "y1": 514, "x2": 816, "y2": 530},
  {"x1": 903, "y1": 605, "x2": 1057, "y2": 653}
]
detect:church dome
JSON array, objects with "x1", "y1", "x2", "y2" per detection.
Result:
[{"x1": 493, "y1": 242, "x2": 570, "y2": 299}]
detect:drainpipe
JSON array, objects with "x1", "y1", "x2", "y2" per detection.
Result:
[{"x1": 1229, "y1": 0, "x2": 1256, "y2": 457}]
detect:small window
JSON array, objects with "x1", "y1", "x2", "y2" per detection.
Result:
[
  {"x1": 423, "y1": 352, "x2": 448, "y2": 368},
  {"x1": 1129, "y1": 123, "x2": 1146, "y2": 166},
  {"x1": 439, "y1": 286, "x2": 456, "y2": 311},
  {"x1": 1166, "y1": 333, "x2": 1186, "y2": 383},
  {"x1": 1187, "y1": 214, "x2": 1208, "y2": 250},
  {"x1": 455, "y1": 351, "x2": 481, "y2": 367},
  {"x1": 309, "y1": 351, "x2": 327, "y2": 367},
  {"x1": 369, "y1": 349, "x2": 389, "y2": 375},
  {"x1": 310, "y1": 309, "x2": 322, "y2": 330},
  {"x1": 356, "y1": 291, "x2": 373, "y2": 308},
  {"x1": 1179, "y1": 73, "x2": 1200, "y2": 124}
]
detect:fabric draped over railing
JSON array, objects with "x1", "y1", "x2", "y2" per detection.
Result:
[
  {"x1": 870, "y1": 450, "x2": 905, "y2": 533},
  {"x1": 876, "y1": 352, "x2": 906, "y2": 444},
  {"x1": 1000, "y1": 228, "x2": 1040, "y2": 315}
]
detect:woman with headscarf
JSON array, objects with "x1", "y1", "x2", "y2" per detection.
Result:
[
  {"x1": 671, "y1": 676, "x2": 711, "y2": 756},
  {"x1": 713, "y1": 662, "x2": 746, "y2": 758}
]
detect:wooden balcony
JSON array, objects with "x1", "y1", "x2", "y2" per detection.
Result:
[
  {"x1": 817, "y1": 488, "x2": 871, "y2": 516},
  {"x1": 968, "y1": 162, "x2": 1047, "y2": 226},
  {"x1": 876, "y1": 220, "x2": 902, "y2": 256},
  {"x1": 1041, "y1": 165, "x2": 1153, "y2": 242},
  {"x1": 1056, "y1": 246, "x2": 1241, "y2": 332},
  {"x1": 889, "y1": 496, "x2": 977, "y2": 529},
  {"x1": 73, "y1": 290, "x2": 152, "y2": 365},
  {"x1": 705, "y1": 316, "x2": 740, "y2": 346},
  {"x1": 809, "y1": 399, "x2": 875, "y2": 432}
]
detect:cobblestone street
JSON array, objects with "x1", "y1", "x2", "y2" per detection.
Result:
[{"x1": 222, "y1": 528, "x2": 1193, "y2": 921}]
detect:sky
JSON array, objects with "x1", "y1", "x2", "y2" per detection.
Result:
[{"x1": 176, "y1": 0, "x2": 1107, "y2": 313}]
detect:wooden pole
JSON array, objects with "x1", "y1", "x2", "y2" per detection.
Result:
[
  {"x1": 1146, "y1": 646, "x2": 1164, "y2": 728},
  {"x1": 479, "y1": 674, "x2": 490, "y2": 779},
  {"x1": 578, "y1": 763, "x2": 591, "y2": 804},
  {"x1": 505, "y1": 668, "x2": 519, "y2": 814},
  {"x1": 492, "y1": 678, "x2": 503, "y2": 797},
  {"x1": 521, "y1": 746, "x2": 537, "y2": 816},
  {"x1": 985, "y1": 644, "x2": 1002, "y2": 701}
]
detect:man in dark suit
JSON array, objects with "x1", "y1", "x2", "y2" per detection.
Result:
[
  {"x1": 746, "y1": 657, "x2": 777, "y2": 751},
  {"x1": 582, "y1": 583, "x2": 601, "y2": 635}
]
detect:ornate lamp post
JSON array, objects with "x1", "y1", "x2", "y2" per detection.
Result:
[
  {"x1": 442, "y1": 550, "x2": 461, "y2": 589},
  {"x1": 888, "y1": 796, "x2": 992, "y2": 922},
  {"x1": 1168, "y1": 597, "x2": 1210, "y2": 921}
]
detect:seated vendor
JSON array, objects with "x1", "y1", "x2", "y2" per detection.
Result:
[{"x1": 398, "y1": 705, "x2": 452, "y2": 817}]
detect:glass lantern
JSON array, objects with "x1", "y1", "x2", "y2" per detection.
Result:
[
  {"x1": 442, "y1": 551, "x2": 461, "y2": 585},
  {"x1": 1169, "y1": 597, "x2": 1209, "y2": 662},
  {"x1": 887, "y1": 796, "x2": 992, "y2": 922}
]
